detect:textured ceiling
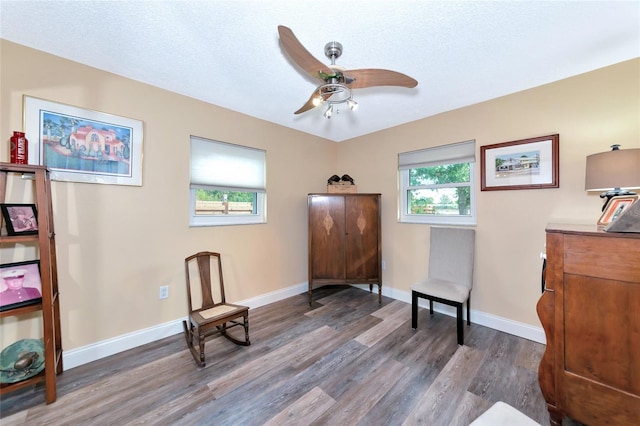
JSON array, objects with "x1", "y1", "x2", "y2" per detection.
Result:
[{"x1": 1, "y1": 1, "x2": 639, "y2": 142}]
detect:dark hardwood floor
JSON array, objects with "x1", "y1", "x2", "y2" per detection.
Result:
[{"x1": 1, "y1": 285, "x2": 556, "y2": 425}]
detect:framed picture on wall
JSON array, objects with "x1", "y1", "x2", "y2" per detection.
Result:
[
  {"x1": 23, "y1": 95, "x2": 144, "y2": 186},
  {"x1": 480, "y1": 134, "x2": 559, "y2": 191},
  {"x1": 0, "y1": 260, "x2": 42, "y2": 312},
  {"x1": 1, "y1": 203, "x2": 38, "y2": 236}
]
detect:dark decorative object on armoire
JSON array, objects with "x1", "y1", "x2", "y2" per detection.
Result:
[
  {"x1": 327, "y1": 175, "x2": 341, "y2": 185},
  {"x1": 308, "y1": 193, "x2": 381, "y2": 305},
  {"x1": 340, "y1": 174, "x2": 355, "y2": 185}
]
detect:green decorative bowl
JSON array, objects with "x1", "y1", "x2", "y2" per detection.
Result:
[{"x1": 0, "y1": 338, "x2": 45, "y2": 384}]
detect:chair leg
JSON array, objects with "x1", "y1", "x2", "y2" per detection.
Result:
[
  {"x1": 243, "y1": 314, "x2": 251, "y2": 345},
  {"x1": 411, "y1": 291, "x2": 418, "y2": 329},
  {"x1": 467, "y1": 294, "x2": 471, "y2": 326},
  {"x1": 456, "y1": 304, "x2": 464, "y2": 345},
  {"x1": 183, "y1": 320, "x2": 205, "y2": 367},
  {"x1": 429, "y1": 299, "x2": 434, "y2": 316}
]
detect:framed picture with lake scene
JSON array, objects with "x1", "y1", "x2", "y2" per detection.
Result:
[
  {"x1": 23, "y1": 95, "x2": 143, "y2": 186},
  {"x1": 480, "y1": 134, "x2": 559, "y2": 191}
]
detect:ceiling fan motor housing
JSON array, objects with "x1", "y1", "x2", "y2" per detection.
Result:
[{"x1": 324, "y1": 41, "x2": 343, "y2": 62}]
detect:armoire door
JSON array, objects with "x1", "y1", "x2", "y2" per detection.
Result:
[
  {"x1": 308, "y1": 195, "x2": 346, "y2": 281},
  {"x1": 345, "y1": 194, "x2": 380, "y2": 281}
]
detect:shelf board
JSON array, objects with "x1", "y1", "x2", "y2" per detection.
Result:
[
  {"x1": 0, "y1": 163, "x2": 47, "y2": 174},
  {"x1": 0, "y1": 234, "x2": 39, "y2": 244},
  {"x1": 0, "y1": 302, "x2": 43, "y2": 318},
  {"x1": 0, "y1": 369, "x2": 46, "y2": 395}
]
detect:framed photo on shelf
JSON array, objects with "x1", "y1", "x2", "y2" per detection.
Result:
[
  {"x1": 0, "y1": 260, "x2": 42, "y2": 312},
  {"x1": 481, "y1": 134, "x2": 559, "y2": 191},
  {"x1": 1, "y1": 204, "x2": 38, "y2": 236},
  {"x1": 598, "y1": 195, "x2": 639, "y2": 226},
  {"x1": 23, "y1": 95, "x2": 143, "y2": 186}
]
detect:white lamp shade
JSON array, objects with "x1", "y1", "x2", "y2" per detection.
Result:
[{"x1": 585, "y1": 148, "x2": 640, "y2": 191}]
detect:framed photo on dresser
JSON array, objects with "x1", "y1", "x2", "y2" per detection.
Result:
[{"x1": 597, "y1": 195, "x2": 639, "y2": 226}]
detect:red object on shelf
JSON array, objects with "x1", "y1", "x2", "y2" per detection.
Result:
[{"x1": 9, "y1": 131, "x2": 28, "y2": 164}]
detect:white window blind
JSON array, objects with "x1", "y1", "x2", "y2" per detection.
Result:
[
  {"x1": 398, "y1": 140, "x2": 475, "y2": 170},
  {"x1": 190, "y1": 136, "x2": 266, "y2": 192}
]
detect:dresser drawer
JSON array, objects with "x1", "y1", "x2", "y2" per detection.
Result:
[{"x1": 563, "y1": 234, "x2": 640, "y2": 283}]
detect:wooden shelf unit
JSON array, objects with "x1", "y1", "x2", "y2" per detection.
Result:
[{"x1": 0, "y1": 163, "x2": 62, "y2": 404}]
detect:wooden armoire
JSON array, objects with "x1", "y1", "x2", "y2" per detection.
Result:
[{"x1": 307, "y1": 193, "x2": 382, "y2": 305}]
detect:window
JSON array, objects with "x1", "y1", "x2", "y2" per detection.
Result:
[
  {"x1": 190, "y1": 136, "x2": 266, "y2": 226},
  {"x1": 398, "y1": 140, "x2": 476, "y2": 225}
]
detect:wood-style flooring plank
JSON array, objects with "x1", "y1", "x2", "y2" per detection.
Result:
[
  {"x1": 263, "y1": 386, "x2": 335, "y2": 426},
  {"x1": 447, "y1": 391, "x2": 493, "y2": 426},
  {"x1": 357, "y1": 327, "x2": 460, "y2": 426},
  {"x1": 206, "y1": 325, "x2": 338, "y2": 397},
  {"x1": 311, "y1": 358, "x2": 408, "y2": 425},
  {"x1": 402, "y1": 345, "x2": 487, "y2": 426},
  {"x1": 355, "y1": 302, "x2": 411, "y2": 347},
  {"x1": 0, "y1": 286, "x2": 553, "y2": 425}
]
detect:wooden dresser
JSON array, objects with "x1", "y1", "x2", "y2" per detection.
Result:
[
  {"x1": 308, "y1": 193, "x2": 381, "y2": 305},
  {"x1": 537, "y1": 224, "x2": 640, "y2": 425}
]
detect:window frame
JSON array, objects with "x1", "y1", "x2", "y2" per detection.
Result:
[
  {"x1": 189, "y1": 190, "x2": 266, "y2": 227},
  {"x1": 398, "y1": 141, "x2": 477, "y2": 226},
  {"x1": 189, "y1": 136, "x2": 266, "y2": 227}
]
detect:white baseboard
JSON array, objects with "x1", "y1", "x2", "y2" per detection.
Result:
[
  {"x1": 63, "y1": 282, "x2": 308, "y2": 370},
  {"x1": 64, "y1": 281, "x2": 544, "y2": 370},
  {"x1": 63, "y1": 319, "x2": 185, "y2": 370},
  {"x1": 351, "y1": 284, "x2": 546, "y2": 344}
]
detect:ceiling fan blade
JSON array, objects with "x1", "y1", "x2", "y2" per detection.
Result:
[
  {"x1": 345, "y1": 69, "x2": 418, "y2": 89},
  {"x1": 294, "y1": 90, "x2": 333, "y2": 115},
  {"x1": 294, "y1": 95, "x2": 318, "y2": 115},
  {"x1": 278, "y1": 25, "x2": 333, "y2": 80}
]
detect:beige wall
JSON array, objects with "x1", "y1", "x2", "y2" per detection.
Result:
[
  {"x1": 337, "y1": 58, "x2": 639, "y2": 326},
  {"x1": 0, "y1": 40, "x2": 337, "y2": 350},
  {"x1": 1, "y1": 39, "x2": 638, "y2": 353}
]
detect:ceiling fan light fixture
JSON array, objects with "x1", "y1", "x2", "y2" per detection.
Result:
[
  {"x1": 324, "y1": 105, "x2": 334, "y2": 119},
  {"x1": 316, "y1": 82, "x2": 356, "y2": 118}
]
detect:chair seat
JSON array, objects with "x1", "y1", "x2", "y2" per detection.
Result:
[
  {"x1": 412, "y1": 278, "x2": 469, "y2": 303},
  {"x1": 196, "y1": 303, "x2": 246, "y2": 321}
]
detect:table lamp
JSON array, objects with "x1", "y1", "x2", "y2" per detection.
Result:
[{"x1": 585, "y1": 145, "x2": 640, "y2": 211}]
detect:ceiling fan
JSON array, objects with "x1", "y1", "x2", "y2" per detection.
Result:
[{"x1": 278, "y1": 25, "x2": 418, "y2": 118}]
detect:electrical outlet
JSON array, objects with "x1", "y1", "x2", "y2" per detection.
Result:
[
  {"x1": 159, "y1": 285, "x2": 169, "y2": 300},
  {"x1": 382, "y1": 260, "x2": 386, "y2": 270}
]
